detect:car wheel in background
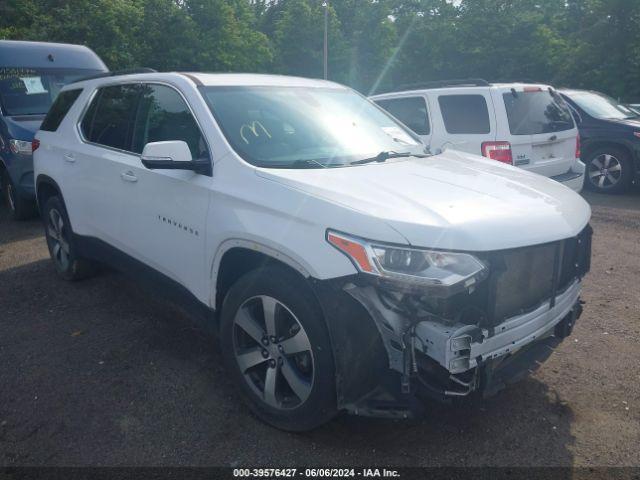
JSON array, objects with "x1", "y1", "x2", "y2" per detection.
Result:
[
  {"x1": 42, "y1": 195, "x2": 96, "y2": 281},
  {"x1": 1, "y1": 173, "x2": 36, "y2": 220},
  {"x1": 585, "y1": 146, "x2": 633, "y2": 193},
  {"x1": 220, "y1": 265, "x2": 337, "y2": 431}
]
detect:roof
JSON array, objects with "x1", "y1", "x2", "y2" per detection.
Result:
[
  {"x1": 370, "y1": 81, "x2": 554, "y2": 99},
  {"x1": 184, "y1": 73, "x2": 344, "y2": 89},
  {"x1": 0, "y1": 40, "x2": 108, "y2": 71},
  {"x1": 66, "y1": 71, "x2": 347, "y2": 90}
]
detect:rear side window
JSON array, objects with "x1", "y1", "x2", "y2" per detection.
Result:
[
  {"x1": 40, "y1": 89, "x2": 82, "y2": 132},
  {"x1": 502, "y1": 90, "x2": 574, "y2": 135},
  {"x1": 375, "y1": 97, "x2": 430, "y2": 135},
  {"x1": 438, "y1": 95, "x2": 490, "y2": 134},
  {"x1": 81, "y1": 84, "x2": 140, "y2": 151},
  {"x1": 132, "y1": 84, "x2": 208, "y2": 158}
]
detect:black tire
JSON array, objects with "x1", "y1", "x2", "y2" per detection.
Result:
[
  {"x1": 220, "y1": 265, "x2": 337, "y2": 431},
  {"x1": 1, "y1": 173, "x2": 36, "y2": 220},
  {"x1": 42, "y1": 195, "x2": 96, "y2": 281},
  {"x1": 584, "y1": 146, "x2": 633, "y2": 193}
]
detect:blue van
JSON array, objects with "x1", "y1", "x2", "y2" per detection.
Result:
[{"x1": 0, "y1": 40, "x2": 107, "y2": 219}]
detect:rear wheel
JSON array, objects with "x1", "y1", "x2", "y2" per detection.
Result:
[
  {"x1": 42, "y1": 196, "x2": 96, "y2": 280},
  {"x1": 585, "y1": 146, "x2": 633, "y2": 193},
  {"x1": 220, "y1": 266, "x2": 337, "y2": 431},
  {"x1": 1, "y1": 173, "x2": 36, "y2": 220}
]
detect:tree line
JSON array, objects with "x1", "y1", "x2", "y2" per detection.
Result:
[{"x1": 2, "y1": 0, "x2": 639, "y2": 101}]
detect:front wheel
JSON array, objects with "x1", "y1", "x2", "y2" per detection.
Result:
[
  {"x1": 584, "y1": 147, "x2": 633, "y2": 193},
  {"x1": 220, "y1": 266, "x2": 337, "y2": 431}
]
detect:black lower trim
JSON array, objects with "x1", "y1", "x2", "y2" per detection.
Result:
[{"x1": 75, "y1": 234, "x2": 218, "y2": 334}]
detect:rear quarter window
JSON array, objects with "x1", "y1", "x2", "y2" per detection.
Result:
[
  {"x1": 438, "y1": 94, "x2": 491, "y2": 134},
  {"x1": 375, "y1": 96, "x2": 430, "y2": 135},
  {"x1": 502, "y1": 90, "x2": 574, "y2": 135},
  {"x1": 40, "y1": 89, "x2": 83, "y2": 132}
]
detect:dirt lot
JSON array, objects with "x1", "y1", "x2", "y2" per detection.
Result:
[{"x1": 0, "y1": 189, "x2": 639, "y2": 467}]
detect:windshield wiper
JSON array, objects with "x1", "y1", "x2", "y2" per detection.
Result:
[{"x1": 350, "y1": 151, "x2": 428, "y2": 165}]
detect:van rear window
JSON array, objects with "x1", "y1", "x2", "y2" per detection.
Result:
[
  {"x1": 502, "y1": 90, "x2": 574, "y2": 135},
  {"x1": 40, "y1": 89, "x2": 82, "y2": 132}
]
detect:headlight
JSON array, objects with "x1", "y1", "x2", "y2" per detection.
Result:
[
  {"x1": 9, "y1": 139, "x2": 32, "y2": 155},
  {"x1": 327, "y1": 230, "x2": 488, "y2": 295}
]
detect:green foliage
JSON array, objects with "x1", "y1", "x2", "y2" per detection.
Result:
[{"x1": 1, "y1": 0, "x2": 639, "y2": 100}]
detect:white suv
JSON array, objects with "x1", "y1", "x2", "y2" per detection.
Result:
[
  {"x1": 34, "y1": 72, "x2": 592, "y2": 431},
  {"x1": 370, "y1": 80, "x2": 585, "y2": 192}
]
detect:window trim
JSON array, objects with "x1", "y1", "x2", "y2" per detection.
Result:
[
  {"x1": 374, "y1": 95, "x2": 431, "y2": 136},
  {"x1": 76, "y1": 81, "x2": 213, "y2": 173}
]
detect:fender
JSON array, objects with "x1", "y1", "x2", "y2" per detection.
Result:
[{"x1": 210, "y1": 237, "x2": 313, "y2": 307}]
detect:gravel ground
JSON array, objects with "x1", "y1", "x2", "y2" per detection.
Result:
[{"x1": 0, "y1": 188, "x2": 639, "y2": 467}]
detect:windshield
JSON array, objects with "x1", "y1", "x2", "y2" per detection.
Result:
[
  {"x1": 502, "y1": 89, "x2": 574, "y2": 135},
  {"x1": 0, "y1": 67, "x2": 103, "y2": 116},
  {"x1": 200, "y1": 86, "x2": 425, "y2": 168},
  {"x1": 566, "y1": 91, "x2": 638, "y2": 120}
]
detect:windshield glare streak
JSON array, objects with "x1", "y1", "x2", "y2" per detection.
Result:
[{"x1": 200, "y1": 86, "x2": 425, "y2": 168}]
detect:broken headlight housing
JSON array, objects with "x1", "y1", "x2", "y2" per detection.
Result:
[{"x1": 327, "y1": 230, "x2": 488, "y2": 296}]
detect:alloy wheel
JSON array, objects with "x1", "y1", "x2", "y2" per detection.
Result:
[
  {"x1": 47, "y1": 208, "x2": 71, "y2": 271},
  {"x1": 588, "y1": 154, "x2": 623, "y2": 189},
  {"x1": 232, "y1": 295, "x2": 314, "y2": 410}
]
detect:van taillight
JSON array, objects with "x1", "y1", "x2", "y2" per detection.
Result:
[
  {"x1": 32, "y1": 139, "x2": 40, "y2": 152},
  {"x1": 576, "y1": 135, "x2": 580, "y2": 159},
  {"x1": 481, "y1": 141, "x2": 513, "y2": 164}
]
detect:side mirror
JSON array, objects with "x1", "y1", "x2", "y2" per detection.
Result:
[{"x1": 140, "y1": 140, "x2": 211, "y2": 175}]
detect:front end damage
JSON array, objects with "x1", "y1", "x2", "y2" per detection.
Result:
[{"x1": 314, "y1": 225, "x2": 592, "y2": 418}]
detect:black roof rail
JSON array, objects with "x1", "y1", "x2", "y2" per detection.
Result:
[
  {"x1": 69, "y1": 68, "x2": 157, "y2": 84},
  {"x1": 385, "y1": 78, "x2": 490, "y2": 93}
]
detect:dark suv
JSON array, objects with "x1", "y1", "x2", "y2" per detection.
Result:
[{"x1": 560, "y1": 89, "x2": 640, "y2": 193}]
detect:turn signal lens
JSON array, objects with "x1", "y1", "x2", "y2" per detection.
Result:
[{"x1": 327, "y1": 231, "x2": 374, "y2": 273}]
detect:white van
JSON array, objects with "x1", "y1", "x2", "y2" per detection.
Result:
[{"x1": 370, "y1": 80, "x2": 585, "y2": 191}]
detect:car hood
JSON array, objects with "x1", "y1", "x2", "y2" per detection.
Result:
[
  {"x1": 605, "y1": 117, "x2": 640, "y2": 129},
  {"x1": 255, "y1": 150, "x2": 591, "y2": 251},
  {"x1": 3, "y1": 115, "x2": 44, "y2": 140}
]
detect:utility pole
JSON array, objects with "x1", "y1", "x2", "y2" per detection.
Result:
[{"x1": 323, "y1": 0, "x2": 328, "y2": 79}]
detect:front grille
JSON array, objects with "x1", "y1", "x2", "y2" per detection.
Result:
[
  {"x1": 420, "y1": 225, "x2": 591, "y2": 327},
  {"x1": 489, "y1": 225, "x2": 592, "y2": 324}
]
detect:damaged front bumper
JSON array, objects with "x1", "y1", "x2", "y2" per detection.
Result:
[
  {"x1": 345, "y1": 279, "x2": 582, "y2": 411},
  {"x1": 312, "y1": 225, "x2": 591, "y2": 419}
]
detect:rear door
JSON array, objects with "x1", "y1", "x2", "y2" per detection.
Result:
[
  {"x1": 66, "y1": 83, "x2": 141, "y2": 247},
  {"x1": 495, "y1": 86, "x2": 577, "y2": 177},
  {"x1": 428, "y1": 89, "x2": 496, "y2": 155},
  {"x1": 373, "y1": 95, "x2": 432, "y2": 147}
]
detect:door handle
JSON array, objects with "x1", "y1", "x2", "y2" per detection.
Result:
[
  {"x1": 120, "y1": 171, "x2": 138, "y2": 183},
  {"x1": 64, "y1": 153, "x2": 75, "y2": 163}
]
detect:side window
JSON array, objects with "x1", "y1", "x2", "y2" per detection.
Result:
[
  {"x1": 41, "y1": 88, "x2": 83, "y2": 132},
  {"x1": 132, "y1": 84, "x2": 208, "y2": 158},
  {"x1": 438, "y1": 94, "x2": 491, "y2": 134},
  {"x1": 375, "y1": 97, "x2": 430, "y2": 135},
  {"x1": 81, "y1": 84, "x2": 140, "y2": 151}
]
